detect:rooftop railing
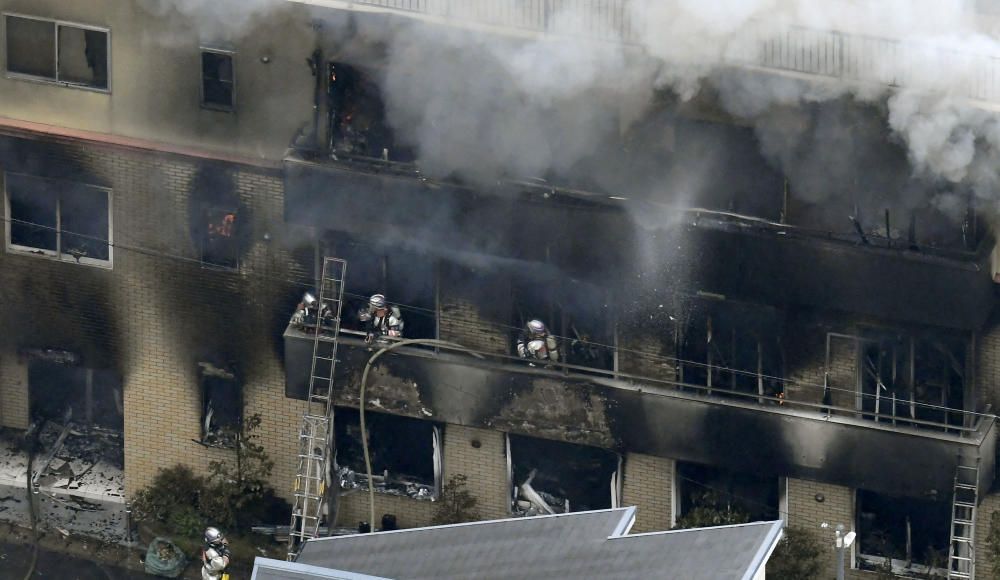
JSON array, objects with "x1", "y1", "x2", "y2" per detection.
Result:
[{"x1": 293, "y1": 0, "x2": 1000, "y2": 104}]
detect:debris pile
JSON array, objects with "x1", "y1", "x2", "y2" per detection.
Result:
[
  {"x1": 34, "y1": 422, "x2": 124, "y2": 498},
  {"x1": 337, "y1": 466, "x2": 435, "y2": 501},
  {"x1": 513, "y1": 469, "x2": 569, "y2": 517}
]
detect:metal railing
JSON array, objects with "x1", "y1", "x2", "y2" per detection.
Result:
[
  {"x1": 292, "y1": 323, "x2": 993, "y2": 438},
  {"x1": 294, "y1": 0, "x2": 1000, "y2": 103}
]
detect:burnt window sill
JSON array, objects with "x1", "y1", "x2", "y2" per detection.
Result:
[{"x1": 5, "y1": 244, "x2": 113, "y2": 269}]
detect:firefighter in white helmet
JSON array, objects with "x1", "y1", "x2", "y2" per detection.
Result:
[
  {"x1": 359, "y1": 293, "x2": 404, "y2": 345},
  {"x1": 201, "y1": 527, "x2": 231, "y2": 580},
  {"x1": 516, "y1": 319, "x2": 559, "y2": 362}
]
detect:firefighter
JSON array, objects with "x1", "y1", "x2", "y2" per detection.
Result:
[
  {"x1": 359, "y1": 293, "x2": 404, "y2": 345},
  {"x1": 291, "y1": 292, "x2": 332, "y2": 330},
  {"x1": 516, "y1": 319, "x2": 560, "y2": 362},
  {"x1": 201, "y1": 527, "x2": 231, "y2": 580}
]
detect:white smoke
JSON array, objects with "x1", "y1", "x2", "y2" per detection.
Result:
[{"x1": 143, "y1": 0, "x2": 1000, "y2": 220}]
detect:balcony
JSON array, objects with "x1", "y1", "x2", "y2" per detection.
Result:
[
  {"x1": 290, "y1": 0, "x2": 1000, "y2": 105},
  {"x1": 284, "y1": 326, "x2": 998, "y2": 500}
]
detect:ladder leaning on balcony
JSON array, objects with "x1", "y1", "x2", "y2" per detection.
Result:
[
  {"x1": 287, "y1": 257, "x2": 347, "y2": 561},
  {"x1": 948, "y1": 452, "x2": 980, "y2": 580}
]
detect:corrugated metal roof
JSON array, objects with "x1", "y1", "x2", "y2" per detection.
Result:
[{"x1": 289, "y1": 507, "x2": 783, "y2": 580}]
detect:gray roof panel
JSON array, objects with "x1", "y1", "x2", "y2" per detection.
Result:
[{"x1": 293, "y1": 508, "x2": 783, "y2": 580}]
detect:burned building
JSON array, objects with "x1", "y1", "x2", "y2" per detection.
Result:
[{"x1": 1, "y1": 1, "x2": 1000, "y2": 579}]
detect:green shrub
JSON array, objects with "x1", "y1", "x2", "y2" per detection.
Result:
[
  {"x1": 432, "y1": 474, "x2": 481, "y2": 525},
  {"x1": 766, "y1": 526, "x2": 824, "y2": 580}
]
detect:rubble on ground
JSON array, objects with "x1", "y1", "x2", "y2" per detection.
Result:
[
  {"x1": 337, "y1": 466, "x2": 435, "y2": 501},
  {"x1": 0, "y1": 426, "x2": 128, "y2": 544}
]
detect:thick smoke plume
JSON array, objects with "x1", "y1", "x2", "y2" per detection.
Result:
[{"x1": 147, "y1": 0, "x2": 1000, "y2": 226}]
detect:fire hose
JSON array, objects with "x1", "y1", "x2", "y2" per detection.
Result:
[{"x1": 358, "y1": 339, "x2": 483, "y2": 533}]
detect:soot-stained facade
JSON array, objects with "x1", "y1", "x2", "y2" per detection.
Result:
[{"x1": 2, "y1": 2, "x2": 1000, "y2": 579}]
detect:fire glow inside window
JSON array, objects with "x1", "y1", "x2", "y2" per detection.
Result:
[
  {"x1": 201, "y1": 49, "x2": 234, "y2": 111},
  {"x1": 4, "y1": 172, "x2": 111, "y2": 267},
  {"x1": 5, "y1": 14, "x2": 109, "y2": 90},
  {"x1": 201, "y1": 206, "x2": 238, "y2": 269}
]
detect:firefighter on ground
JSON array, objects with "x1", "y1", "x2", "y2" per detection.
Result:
[
  {"x1": 516, "y1": 319, "x2": 560, "y2": 362},
  {"x1": 202, "y1": 527, "x2": 231, "y2": 580},
  {"x1": 359, "y1": 293, "x2": 404, "y2": 345}
]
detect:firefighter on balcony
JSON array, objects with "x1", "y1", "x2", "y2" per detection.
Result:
[
  {"x1": 201, "y1": 527, "x2": 231, "y2": 580},
  {"x1": 291, "y1": 292, "x2": 333, "y2": 331},
  {"x1": 516, "y1": 319, "x2": 560, "y2": 363},
  {"x1": 359, "y1": 293, "x2": 404, "y2": 345}
]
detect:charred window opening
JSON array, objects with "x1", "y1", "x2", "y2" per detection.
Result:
[
  {"x1": 677, "y1": 298, "x2": 784, "y2": 401},
  {"x1": 674, "y1": 461, "x2": 780, "y2": 527},
  {"x1": 826, "y1": 330, "x2": 967, "y2": 426},
  {"x1": 334, "y1": 408, "x2": 441, "y2": 500},
  {"x1": 5, "y1": 173, "x2": 111, "y2": 266},
  {"x1": 200, "y1": 206, "x2": 239, "y2": 269},
  {"x1": 327, "y1": 62, "x2": 412, "y2": 162},
  {"x1": 199, "y1": 362, "x2": 241, "y2": 448},
  {"x1": 325, "y1": 233, "x2": 438, "y2": 340},
  {"x1": 857, "y1": 489, "x2": 950, "y2": 572},
  {"x1": 5, "y1": 15, "x2": 108, "y2": 90},
  {"x1": 510, "y1": 275, "x2": 614, "y2": 370},
  {"x1": 28, "y1": 360, "x2": 123, "y2": 431},
  {"x1": 507, "y1": 434, "x2": 621, "y2": 516},
  {"x1": 201, "y1": 49, "x2": 234, "y2": 111}
]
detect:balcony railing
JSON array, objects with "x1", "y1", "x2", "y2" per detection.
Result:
[
  {"x1": 290, "y1": 323, "x2": 990, "y2": 438},
  {"x1": 293, "y1": 0, "x2": 1000, "y2": 103}
]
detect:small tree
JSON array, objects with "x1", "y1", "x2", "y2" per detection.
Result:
[
  {"x1": 766, "y1": 526, "x2": 824, "y2": 580},
  {"x1": 202, "y1": 413, "x2": 275, "y2": 529},
  {"x1": 988, "y1": 511, "x2": 1000, "y2": 580},
  {"x1": 432, "y1": 474, "x2": 481, "y2": 525}
]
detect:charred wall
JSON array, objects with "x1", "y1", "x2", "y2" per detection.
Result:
[{"x1": 0, "y1": 132, "x2": 315, "y2": 499}]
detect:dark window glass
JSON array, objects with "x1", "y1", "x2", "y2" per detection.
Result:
[
  {"x1": 858, "y1": 489, "x2": 950, "y2": 567},
  {"x1": 7, "y1": 174, "x2": 57, "y2": 251},
  {"x1": 6, "y1": 16, "x2": 55, "y2": 78},
  {"x1": 57, "y1": 26, "x2": 108, "y2": 89},
  {"x1": 202, "y1": 51, "x2": 234, "y2": 109},
  {"x1": 61, "y1": 183, "x2": 110, "y2": 260}
]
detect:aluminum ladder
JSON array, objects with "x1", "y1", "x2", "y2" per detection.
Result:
[
  {"x1": 287, "y1": 257, "x2": 347, "y2": 560},
  {"x1": 948, "y1": 452, "x2": 980, "y2": 580}
]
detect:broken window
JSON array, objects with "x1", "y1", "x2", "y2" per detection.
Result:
[
  {"x1": 200, "y1": 206, "x2": 239, "y2": 269},
  {"x1": 5, "y1": 173, "x2": 111, "y2": 266},
  {"x1": 676, "y1": 297, "x2": 784, "y2": 401},
  {"x1": 510, "y1": 274, "x2": 615, "y2": 371},
  {"x1": 327, "y1": 62, "x2": 413, "y2": 162},
  {"x1": 28, "y1": 360, "x2": 123, "y2": 431},
  {"x1": 825, "y1": 330, "x2": 967, "y2": 427},
  {"x1": 325, "y1": 233, "x2": 438, "y2": 340},
  {"x1": 5, "y1": 15, "x2": 108, "y2": 90},
  {"x1": 201, "y1": 49, "x2": 234, "y2": 111},
  {"x1": 674, "y1": 461, "x2": 780, "y2": 527},
  {"x1": 199, "y1": 362, "x2": 241, "y2": 448},
  {"x1": 856, "y1": 489, "x2": 950, "y2": 573},
  {"x1": 334, "y1": 407, "x2": 441, "y2": 500},
  {"x1": 507, "y1": 433, "x2": 621, "y2": 516}
]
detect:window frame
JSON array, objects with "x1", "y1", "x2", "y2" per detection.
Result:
[
  {"x1": 200, "y1": 47, "x2": 235, "y2": 112},
  {"x1": 3, "y1": 171, "x2": 114, "y2": 269},
  {"x1": 3, "y1": 12, "x2": 111, "y2": 93}
]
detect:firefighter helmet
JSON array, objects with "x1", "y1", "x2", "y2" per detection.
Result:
[
  {"x1": 204, "y1": 526, "x2": 225, "y2": 546},
  {"x1": 369, "y1": 294, "x2": 387, "y2": 309},
  {"x1": 527, "y1": 319, "x2": 547, "y2": 335}
]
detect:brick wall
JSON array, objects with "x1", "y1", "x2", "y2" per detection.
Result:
[
  {"x1": 0, "y1": 354, "x2": 28, "y2": 429},
  {"x1": 0, "y1": 135, "x2": 312, "y2": 502},
  {"x1": 334, "y1": 424, "x2": 510, "y2": 530},
  {"x1": 442, "y1": 425, "x2": 510, "y2": 520},
  {"x1": 438, "y1": 262, "x2": 511, "y2": 356},
  {"x1": 621, "y1": 452, "x2": 673, "y2": 533},
  {"x1": 785, "y1": 477, "x2": 864, "y2": 580}
]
